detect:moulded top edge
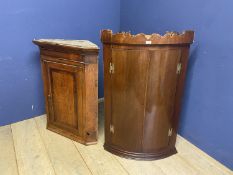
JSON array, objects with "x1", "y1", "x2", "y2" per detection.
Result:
[
  {"x1": 33, "y1": 39, "x2": 99, "y2": 51},
  {"x1": 101, "y1": 29, "x2": 194, "y2": 45}
]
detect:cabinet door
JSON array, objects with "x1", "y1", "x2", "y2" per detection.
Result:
[
  {"x1": 110, "y1": 48, "x2": 150, "y2": 152},
  {"x1": 44, "y1": 61, "x2": 84, "y2": 136},
  {"x1": 142, "y1": 49, "x2": 182, "y2": 152}
]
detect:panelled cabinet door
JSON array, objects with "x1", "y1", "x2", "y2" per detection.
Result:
[{"x1": 44, "y1": 61, "x2": 84, "y2": 137}]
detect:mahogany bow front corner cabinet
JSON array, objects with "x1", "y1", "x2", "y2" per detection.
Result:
[
  {"x1": 33, "y1": 39, "x2": 99, "y2": 145},
  {"x1": 101, "y1": 30, "x2": 194, "y2": 160}
]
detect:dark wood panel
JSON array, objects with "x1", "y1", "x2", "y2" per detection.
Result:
[
  {"x1": 169, "y1": 46, "x2": 190, "y2": 148},
  {"x1": 143, "y1": 49, "x2": 181, "y2": 152},
  {"x1": 111, "y1": 49, "x2": 149, "y2": 152},
  {"x1": 103, "y1": 44, "x2": 112, "y2": 146}
]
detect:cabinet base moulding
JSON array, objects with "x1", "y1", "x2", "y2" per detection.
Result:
[
  {"x1": 47, "y1": 124, "x2": 97, "y2": 145},
  {"x1": 104, "y1": 143, "x2": 177, "y2": 160}
]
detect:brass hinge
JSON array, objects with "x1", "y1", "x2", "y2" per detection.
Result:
[
  {"x1": 109, "y1": 62, "x2": 114, "y2": 74},
  {"x1": 48, "y1": 94, "x2": 52, "y2": 103},
  {"x1": 110, "y1": 124, "x2": 114, "y2": 134},
  {"x1": 168, "y1": 128, "x2": 173, "y2": 137},
  {"x1": 176, "y1": 63, "x2": 182, "y2": 74}
]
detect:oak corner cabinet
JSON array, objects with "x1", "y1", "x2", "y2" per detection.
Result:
[
  {"x1": 101, "y1": 30, "x2": 194, "y2": 160},
  {"x1": 33, "y1": 39, "x2": 99, "y2": 145}
]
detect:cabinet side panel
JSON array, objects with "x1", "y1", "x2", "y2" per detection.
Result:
[
  {"x1": 143, "y1": 49, "x2": 181, "y2": 152},
  {"x1": 103, "y1": 44, "x2": 112, "y2": 146},
  {"x1": 169, "y1": 47, "x2": 190, "y2": 147},
  {"x1": 41, "y1": 59, "x2": 50, "y2": 124},
  {"x1": 83, "y1": 58, "x2": 98, "y2": 143}
]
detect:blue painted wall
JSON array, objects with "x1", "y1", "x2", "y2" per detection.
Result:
[
  {"x1": 0, "y1": 0, "x2": 120, "y2": 126},
  {"x1": 121, "y1": 0, "x2": 233, "y2": 169}
]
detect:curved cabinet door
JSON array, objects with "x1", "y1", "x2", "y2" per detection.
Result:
[
  {"x1": 142, "y1": 49, "x2": 182, "y2": 153},
  {"x1": 108, "y1": 47, "x2": 182, "y2": 156},
  {"x1": 110, "y1": 48, "x2": 149, "y2": 153}
]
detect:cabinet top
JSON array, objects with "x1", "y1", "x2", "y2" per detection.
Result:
[
  {"x1": 101, "y1": 30, "x2": 194, "y2": 45},
  {"x1": 33, "y1": 39, "x2": 99, "y2": 53}
]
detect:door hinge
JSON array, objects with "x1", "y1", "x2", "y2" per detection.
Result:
[
  {"x1": 176, "y1": 63, "x2": 182, "y2": 74},
  {"x1": 109, "y1": 62, "x2": 114, "y2": 74},
  {"x1": 110, "y1": 124, "x2": 114, "y2": 134},
  {"x1": 48, "y1": 94, "x2": 52, "y2": 102},
  {"x1": 168, "y1": 128, "x2": 173, "y2": 137}
]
